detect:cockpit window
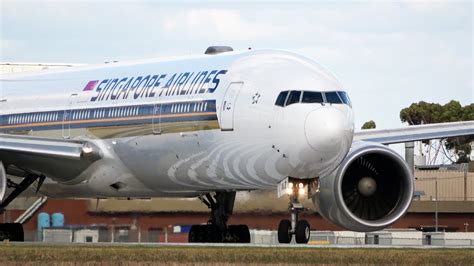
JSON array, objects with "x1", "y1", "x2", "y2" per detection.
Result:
[
  {"x1": 286, "y1": 91, "x2": 301, "y2": 106},
  {"x1": 324, "y1": 92, "x2": 343, "y2": 104},
  {"x1": 302, "y1": 91, "x2": 324, "y2": 103},
  {"x1": 337, "y1": 91, "x2": 352, "y2": 107},
  {"x1": 274, "y1": 89, "x2": 351, "y2": 107},
  {"x1": 275, "y1": 91, "x2": 289, "y2": 107}
]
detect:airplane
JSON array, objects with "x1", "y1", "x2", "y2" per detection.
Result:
[{"x1": 0, "y1": 46, "x2": 473, "y2": 243}]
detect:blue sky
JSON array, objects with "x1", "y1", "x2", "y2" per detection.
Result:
[{"x1": 1, "y1": 0, "x2": 472, "y2": 131}]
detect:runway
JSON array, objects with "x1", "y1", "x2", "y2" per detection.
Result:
[{"x1": 7, "y1": 241, "x2": 474, "y2": 249}]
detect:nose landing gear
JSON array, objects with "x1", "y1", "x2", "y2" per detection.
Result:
[{"x1": 277, "y1": 178, "x2": 311, "y2": 244}]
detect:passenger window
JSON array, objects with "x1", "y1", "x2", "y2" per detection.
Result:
[
  {"x1": 337, "y1": 91, "x2": 352, "y2": 107},
  {"x1": 324, "y1": 92, "x2": 342, "y2": 104},
  {"x1": 302, "y1": 91, "x2": 324, "y2": 103},
  {"x1": 286, "y1": 91, "x2": 301, "y2": 106},
  {"x1": 275, "y1": 91, "x2": 289, "y2": 107}
]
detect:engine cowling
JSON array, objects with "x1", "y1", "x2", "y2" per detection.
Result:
[
  {"x1": 312, "y1": 141, "x2": 413, "y2": 232},
  {"x1": 0, "y1": 162, "x2": 6, "y2": 204}
]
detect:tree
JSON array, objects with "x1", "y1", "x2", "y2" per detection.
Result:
[
  {"x1": 361, "y1": 120, "x2": 376, "y2": 129},
  {"x1": 400, "y1": 100, "x2": 473, "y2": 163}
]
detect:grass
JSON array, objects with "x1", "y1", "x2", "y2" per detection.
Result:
[{"x1": 0, "y1": 244, "x2": 472, "y2": 265}]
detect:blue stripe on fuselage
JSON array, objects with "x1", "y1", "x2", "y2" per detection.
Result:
[{"x1": 0, "y1": 100, "x2": 218, "y2": 132}]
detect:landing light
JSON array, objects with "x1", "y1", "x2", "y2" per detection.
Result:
[
  {"x1": 298, "y1": 183, "x2": 305, "y2": 195},
  {"x1": 285, "y1": 182, "x2": 306, "y2": 196},
  {"x1": 82, "y1": 145, "x2": 93, "y2": 154}
]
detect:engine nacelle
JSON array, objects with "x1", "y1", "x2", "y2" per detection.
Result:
[
  {"x1": 312, "y1": 141, "x2": 413, "y2": 232},
  {"x1": 0, "y1": 162, "x2": 6, "y2": 204}
]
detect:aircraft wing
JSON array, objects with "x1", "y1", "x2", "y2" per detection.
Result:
[
  {"x1": 354, "y1": 121, "x2": 474, "y2": 145},
  {"x1": 0, "y1": 134, "x2": 102, "y2": 183}
]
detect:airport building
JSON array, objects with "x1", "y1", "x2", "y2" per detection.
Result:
[
  {"x1": 1, "y1": 63, "x2": 473, "y2": 244},
  {"x1": 2, "y1": 163, "x2": 472, "y2": 244}
]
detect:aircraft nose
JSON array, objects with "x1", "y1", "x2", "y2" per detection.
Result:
[{"x1": 304, "y1": 107, "x2": 352, "y2": 152}]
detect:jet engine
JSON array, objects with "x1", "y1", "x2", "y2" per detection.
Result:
[{"x1": 312, "y1": 141, "x2": 413, "y2": 232}]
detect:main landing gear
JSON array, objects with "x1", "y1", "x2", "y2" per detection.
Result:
[
  {"x1": 0, "y1": 173, "x2": 45, "y2": 241},
  {"x1": 188, "y1": 191, "x2": 250, "y2": 243},
  {"x1": 277, "y1": 179, "x2": 311, "y2": 244}
]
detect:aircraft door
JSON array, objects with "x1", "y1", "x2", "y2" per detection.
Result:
[
  {"x1": 220, "y1": 82, "x2": 243, "y2": 131},
  {"x1": 62, "y1": 93, "x2": 77, "y2": 139},
  {"x1": 152, "y1": 103, "x2": 161, "y2": 134},
  {"x1": 0, "y1": 86, "x2": 5, "y2": 128}
]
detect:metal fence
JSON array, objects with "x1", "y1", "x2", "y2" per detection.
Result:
[
  {"x1": 24, "y1": 227, "x2": 187, "y2": 243},
  {"x1": 414, "y1": 167, "x2": 474, "y2": 201},
  {"x1": 21, "y1": 228, "x2": 474, "y2": 247}
]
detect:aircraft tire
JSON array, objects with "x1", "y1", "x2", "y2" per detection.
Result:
[
  {"x1": 295, "y1": 220, "x2": 310, "y2": 244},
  {"x1": 188, "y1": 225, "x2": 199, "y2": 243},
  {"x1": 236, "y1": 225, "x2": 250, "y2": 243},
  {"x1": 0, "y1": 223, "x2": 24, "y2": 242},
  {"x1": 227, "y1": 225, "x2": 239, "y2": 243},
  {"x1": 189, "y1": 225, "x2": 207, "y2": 243},
  {"x1": 206, "y1": 224, "x2": 222, "y2": 243},
  {"x1": 277, "y1": 219, "x2": 292, "y2": 244}
]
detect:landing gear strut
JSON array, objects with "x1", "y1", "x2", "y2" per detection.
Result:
[
  {"x1": 188, "y1": 191, "x2": 250, "y2": 243},
  {"x1": 0, "y1": 172, "x2": 45, "y2": 241},
  {"x1": 277, "y1": 179, "x2": 311, "y2": 244}
]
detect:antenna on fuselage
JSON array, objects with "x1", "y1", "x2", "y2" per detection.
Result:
[{"x1": 204, "y1": 46, "x2": 234, "y2": 55}]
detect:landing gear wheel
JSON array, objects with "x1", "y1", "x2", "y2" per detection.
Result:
[
  {"x1": 236, "y1": 225, "x2": 250, "y2": 243},
  {"x1": 278, "y1": 219, "x2": 292, "y2": 243},
  {"x1": 227, "y1": 225, "x2": 250, "y2": 243},
  {"x1": 188, "y1": 225, "x2": 204, "y2": 243},
  {"x1": 295, "y1": 220, "x2": 310, "y2": 244},
  {"x1": 207, "y1": 224, "x2": 222, "y2": 243},
  {"x1": 0, "y1": 223, "x2": 24, "y2": 242},
  {"x1": 227, "y1": 225, "x2": 239, "y2": 243}
]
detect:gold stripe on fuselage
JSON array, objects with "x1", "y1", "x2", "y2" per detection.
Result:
[{"x1": 89, "y1": 120, "x2": 220, "y2": 139}]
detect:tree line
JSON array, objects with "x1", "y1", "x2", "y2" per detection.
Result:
[{"x1": 362, "y1": 100, "x2": 473, "y2": 163}]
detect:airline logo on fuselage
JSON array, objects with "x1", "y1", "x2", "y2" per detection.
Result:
[{"x1": 84, "y1": 70, "x2": 227, "y2": 102}]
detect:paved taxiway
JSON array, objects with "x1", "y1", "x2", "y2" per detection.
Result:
[{"x1": 7, "y1": 241, "x2": 474, "y2": 249}]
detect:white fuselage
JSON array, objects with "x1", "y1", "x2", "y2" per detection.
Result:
[{"x1": 0, "y1": 50, "x2": 354, "y2": 198}]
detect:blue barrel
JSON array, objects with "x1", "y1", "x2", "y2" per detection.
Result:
[
  {"x1": 37, "y1": 212, "x2": 50, "y2": 230},
  {"x1": 51, "y1": 212, "x2": 64, "y2": 227}
]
